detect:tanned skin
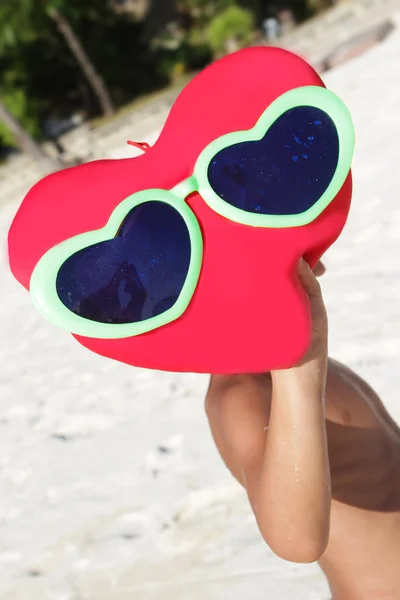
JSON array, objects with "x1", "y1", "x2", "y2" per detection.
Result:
[{"x1": 205, "y1": 260, "x2": 400, "y2": 599}]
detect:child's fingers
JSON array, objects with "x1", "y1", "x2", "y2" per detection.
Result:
[
  {"x1": 298, "y1": 258, "x2": 322, "y2": 299},
  {"x1": 297, "y1": 259, "x2": 328, "y2": 349},
  {"x1": 313, "y1": 260, "x2": 326, "y2": 278}
]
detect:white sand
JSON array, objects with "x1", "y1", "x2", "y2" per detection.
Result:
[{"x1": 2, "y1": 27, "x2": 400, "y2": 600}]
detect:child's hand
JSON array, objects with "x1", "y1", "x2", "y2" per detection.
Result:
[
  {"x1": 293, "y1": 258, "x2": 328, "y2": 368},
  {"x1": 271, "y1": 257, "x2": 328, "y2": 399}
]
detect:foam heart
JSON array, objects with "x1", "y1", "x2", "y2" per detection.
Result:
[{"x1": 8, "y1": 47, "x2": 354, "y2": 373}]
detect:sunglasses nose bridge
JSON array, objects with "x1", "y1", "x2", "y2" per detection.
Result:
[{"x1": 171, "y1": 175, "x2": 199, "y2": 200}]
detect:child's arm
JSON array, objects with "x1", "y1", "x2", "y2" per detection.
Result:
[
  {"x1": 255, "y1": 259, "x2": 331, "y2": 561},
  {"x1": 205, "y1": 260, "x2": 331, "y2": 563}
]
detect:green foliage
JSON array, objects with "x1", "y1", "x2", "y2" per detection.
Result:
[
  {"x1": 0, "y1": 0, "x2": 167, "y2": 147},
  {"x1": 156, "y1": 40, "x2": 212, "y2": 79},
  {"x1": 0, "y1": 0, "x2": 330, "y2": 152},
  {"x1": 0, "y1": 0, "x2": 49, "y2": 53},
  {"x1": 0, "y1": 87, "x2": 40, "y2": 146},
  {"x1": 306, "y1": 0, "x2": 333, "y2": 12},
  {"x1": 207, "y1": 5, "x2": 254, "y2": 55},
  {"x1": 178, "y1": 0, "x2": 236, "y2": 17}
]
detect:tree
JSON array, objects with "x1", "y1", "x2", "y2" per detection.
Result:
[
  {"x1": 207, "y1": 5, "x2": 254, "y2": 56},
  {"x1": 0, "y1": 2, "x2": 60, "y2": 166},
  {"x1": 0, "y1": 99, "x2": 62, "y2": 169},
  {"x1": 0, "y1": 0, "x2": 115, "y2": 118},
  {"x1": 307, "y1": 0, "x2": 336, "y2": 11},
  {"x1": 45, "y1": 3, "x2": 115, "y2": 117}
]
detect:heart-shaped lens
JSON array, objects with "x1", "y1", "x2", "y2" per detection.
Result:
[
  {"x1": 207, "y1": 106, "x2": 339, "y2": 216},
  {"x1": 56, "y1": 201, "x2": 191, "y2": 325}
]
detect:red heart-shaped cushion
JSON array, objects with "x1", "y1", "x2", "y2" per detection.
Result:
[{"x1": 8, "y1": 46, "x2": 352, "y2": 373}]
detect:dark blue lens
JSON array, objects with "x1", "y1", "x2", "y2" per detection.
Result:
[
  {"x1": 56, "y1": 201, "x2": 191, "y2": 325},
  {"x1": 207, "y1": 106, "x2": 339, "y2": 216}
]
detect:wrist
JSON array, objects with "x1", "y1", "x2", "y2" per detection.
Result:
[{"x1": 271, "y1": 355, "x2": 327, "y2": 400}]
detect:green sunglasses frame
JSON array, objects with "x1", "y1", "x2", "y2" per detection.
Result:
[{"x1": 29, "y1": 86, "x2": 355, "y2": 340}]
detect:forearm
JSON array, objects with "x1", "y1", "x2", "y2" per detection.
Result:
[
  {"x1": 206, "y1": 260, "x2": 332, "y2": 563},
  {"x1": 251, "y1": 359, "x2": 331, "y2": 562}
]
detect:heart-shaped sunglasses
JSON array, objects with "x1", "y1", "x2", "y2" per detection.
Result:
[{"x1": 30, "y1": 86, "x2": 355, "y2": 339}]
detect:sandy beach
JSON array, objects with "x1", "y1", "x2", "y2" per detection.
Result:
[{"x1": 2, "y1": 24, "x2": 400, "y2": 600}]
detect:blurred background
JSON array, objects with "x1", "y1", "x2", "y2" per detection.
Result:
[
  {"x1": 0, "y1": 0, "x2": 396, "y2": 194},
  {"x1": 2, "y1": 0, "x2": 400, "y2": 599}
]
